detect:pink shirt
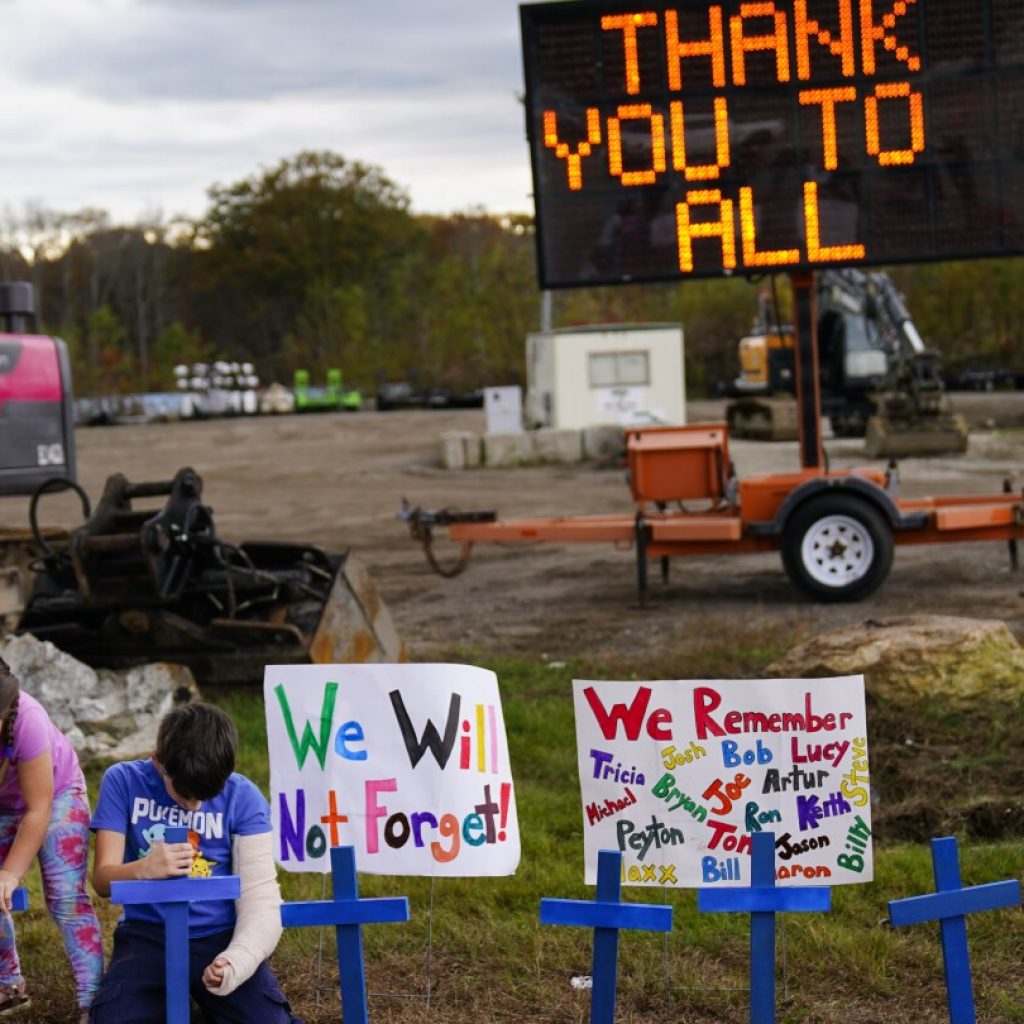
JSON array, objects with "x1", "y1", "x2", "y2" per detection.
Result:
[{"x1": 0, "y1": 691, "x2": 84, "y2": 813}]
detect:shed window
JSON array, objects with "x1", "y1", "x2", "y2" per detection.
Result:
[{"x1": 588, "y1": 351, "x2": 649, "y2": 387}]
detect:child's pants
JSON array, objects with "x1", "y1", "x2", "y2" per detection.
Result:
[
  {"x1": 89, "y1": 920, "x2": 302, "y2": 1023},
  {"x1": 0, "y1": 787, "x2": 103, "y2": 1009}
]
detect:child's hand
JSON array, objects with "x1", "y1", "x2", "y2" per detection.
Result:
[
  {"x1": 0, "y1": 869, "x2": 18, "y2": 911},
  {"x1": 202, "y1": 955, "x2": 230, "y2": 991},
  {"x1": 144, "y1": 841, "x2": 193, "y2": 878}
]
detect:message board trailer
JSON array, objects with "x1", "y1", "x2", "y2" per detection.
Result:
[{"x1": 399, "y1": 2, "x2": 1024, "y2": 601}]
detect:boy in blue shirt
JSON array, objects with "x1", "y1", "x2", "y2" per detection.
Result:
[{"x1": 89, "y1": 702, "x2": 301, "y2": 1023}]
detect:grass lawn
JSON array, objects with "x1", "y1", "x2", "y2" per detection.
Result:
[{"x1": 16, "y1": 645, "x2": 1024, "y2": 1022}]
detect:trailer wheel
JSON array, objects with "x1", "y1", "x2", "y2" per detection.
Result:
[{"x1": 781, "y1": 494, "x2": 893, "y2": 602}]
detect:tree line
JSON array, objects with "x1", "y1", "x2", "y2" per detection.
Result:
[{"x1": 2, "y1": 149, "x2": 1023, "y2": 399}]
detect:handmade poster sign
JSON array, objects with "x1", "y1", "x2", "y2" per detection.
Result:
[
  {"x1": 265, "y1": 663, "x2": 520, "y2": 876},
  {"x1": 573, "y1": 676, "x2": 871, "y2": 887}
]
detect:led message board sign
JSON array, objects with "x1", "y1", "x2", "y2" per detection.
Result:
[{"x1": 519, "y1": 1, "x2": 1024, "y2": 288}]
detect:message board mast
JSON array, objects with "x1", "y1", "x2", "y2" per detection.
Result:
[{"x1": 519, "y1": 0, "x2": 1024, "y2": 467}]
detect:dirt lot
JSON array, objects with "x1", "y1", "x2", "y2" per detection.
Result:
[{"x1": 10, "y1": 391, "x2": 1024, "y2": 667}]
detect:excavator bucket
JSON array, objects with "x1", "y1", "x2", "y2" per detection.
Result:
[
  {"x1": 864, "y1": 412, "x2": 970, "y2": 459},
  {"x1": 15, "y1": 468, "x2": 404, "y2": 684},
  {"x1": 863, "y1": 361, "x2": 970, "y2": 459}
]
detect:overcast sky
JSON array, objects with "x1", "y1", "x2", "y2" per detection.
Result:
[{"x1": 0, "y1": 0, "x2": 533, "y2": 227}]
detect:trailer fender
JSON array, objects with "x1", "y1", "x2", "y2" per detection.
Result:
[{"x1": 746, "y1": 475, "x2": 927, "y2": 536}]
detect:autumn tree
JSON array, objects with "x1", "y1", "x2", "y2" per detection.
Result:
[{"x1": 187, "y1": 150, "x2": 424, "y2": 382}]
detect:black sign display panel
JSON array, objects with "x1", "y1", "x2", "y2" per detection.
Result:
[{"x1": 519, "y1": 0, "x2": 1024, "y2": 288}]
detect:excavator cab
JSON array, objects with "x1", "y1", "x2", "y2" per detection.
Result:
[
  {"x1": 817, "y1": 299, "x2": 888, "y2": 437},
  {"x1": 818, "y1": 310, "x2": 887, "y2": 389}
]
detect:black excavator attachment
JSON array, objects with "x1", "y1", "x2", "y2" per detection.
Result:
[{"x1": 16, "y1": 467, "x2": 402, "y2": 684}]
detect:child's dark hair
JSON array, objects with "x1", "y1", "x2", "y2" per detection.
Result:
[
  {"x1": 155, "y1": 702, "x2": 238, "y2": 800},
  {"x1": 0, "y1": 659, "x2": 20, "y2": 759}
]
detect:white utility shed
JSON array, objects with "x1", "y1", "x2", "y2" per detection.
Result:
[{"x1": 525, "y1": 323, "x2": 685, "y2": 431}]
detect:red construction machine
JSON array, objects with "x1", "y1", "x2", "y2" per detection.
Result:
[
  {"x1": 0, "y1": 283, "x2": 402, "y2": 682},
  {"x1": 0, "y1": 282, "x2": 78, "y2": 625}
]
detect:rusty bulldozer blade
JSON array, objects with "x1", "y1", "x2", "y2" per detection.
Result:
[{"x1": 16, "y1": 467, "x2": 404, "y2": 684}]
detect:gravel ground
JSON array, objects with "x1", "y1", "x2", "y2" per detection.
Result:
[{"x1": 4, "y1": 390, "x2": 1023, "y2": 669}]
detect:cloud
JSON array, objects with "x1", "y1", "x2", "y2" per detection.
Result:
[
  {"x1": 0, "y1": 0, "x2": 532, "y2": 222},
  {"x1": 18, "y1": 1, "x2": 520, "y2": 102}
]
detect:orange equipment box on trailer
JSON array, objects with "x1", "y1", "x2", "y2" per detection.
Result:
[{"x1": 627, "y1": 424, "x2": 730, "y2": 507}]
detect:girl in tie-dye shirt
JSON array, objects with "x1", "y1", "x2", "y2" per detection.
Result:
[{"x1": 0, "y1": 658, "x2": 102, "y2": 1023}]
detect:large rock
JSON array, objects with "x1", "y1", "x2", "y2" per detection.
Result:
[
  {"x1": 766, "y1": 615, "x2": 1024, "y2": 705},
  {"x1": 0, "y1": 634, "x2": 198, "y2": 762}
]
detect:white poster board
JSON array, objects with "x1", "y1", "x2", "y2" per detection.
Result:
[
  {"x1": 265, "y1": 663, "x2": 520, "y2": 876},
  {"x1": 485, "y1": 386, "x2": 523, "y2": 434},
  {"x1": 573, "y1": 677, "x2": 871, "y2": 887}
]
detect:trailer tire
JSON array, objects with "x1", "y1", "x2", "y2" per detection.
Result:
[{"x1": 781, "y1": 493, "x2": 893, "y2": 602}]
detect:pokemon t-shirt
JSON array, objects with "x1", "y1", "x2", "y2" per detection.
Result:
[{"x1": 90, "y1": 758, "x2": 270, "y2": 936}]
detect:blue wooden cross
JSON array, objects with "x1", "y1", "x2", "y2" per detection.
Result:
[
  {"x1": 887, "y1": 835, "x2": 1022, "y2": 1024},
  {"x1": 698, "y1": 831, "x2": 831, "y2": 1024},
  {"x1": 280, "y1": 844, "x2": 410, "y2": 1024},
  {"x1": 110, "y1": 826, "x2": 241, "y2": 1024},
  {"x1": 539, "y1": 849, "x2": 673, "y2": 1024}
]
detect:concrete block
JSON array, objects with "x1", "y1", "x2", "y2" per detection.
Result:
[
  {"x1": 483, "y1": 432, "x2": 532, "y2": 467},
  {"x1": 530, "y1": 428, "x2": 583, "y2": 463},
  {"x1": 440, "y1": 432, "x2": 466, "y2": 469},
  {"x1": 439, "y1": 431, "x2": 481, "y2": 469},
  {"x1": 582, "y1": 424, "x2": 626, "y2": 462},
  {"x1": 463, "y1": 432, "x2": 482, "y2": 468}
]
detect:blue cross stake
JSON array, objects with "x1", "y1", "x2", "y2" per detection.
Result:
[
  {"x1": 888, "y1": 835, "x2": 1022, "y2": 1024},
  {"x1": 698, "y1": 830, "x2": 831, "y2": 1024},
  {"x1": 280, "y1": 844, "x2": 410, "y2": 1024},
  {"x1": 539, "y1": 849, "x2": 673, "y2": 1024},
  {"x1": 110, "y1": 825, "x2": 241, "y2": 1024}
]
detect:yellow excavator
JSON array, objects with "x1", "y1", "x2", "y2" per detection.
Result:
[{"x1": 726, "y1": 270, "x2": 969, "y2": 458}]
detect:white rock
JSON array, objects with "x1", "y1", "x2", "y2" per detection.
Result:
[{"x1": 0, "y1": 634, "x2": 199, "y2": 761}]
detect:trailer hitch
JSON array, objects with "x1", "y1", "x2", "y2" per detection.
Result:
[{"x1": 398, "y1": 500, "x2": 496, "y2": 578}]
